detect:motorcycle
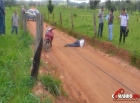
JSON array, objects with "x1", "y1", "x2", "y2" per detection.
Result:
[{"x1": 43, "y1": 27, "x2": 55, "y2": 52}]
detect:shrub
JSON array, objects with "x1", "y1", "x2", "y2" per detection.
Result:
[
  {"x1": 47, "y1": 0, "x2": 54, "y2": 14},
  {"x1": 73, "y1": 13, "x2": 77, "y2": 17},
  {"x1": 77, "y1": 5, "x2": 85, "y2": 9}
]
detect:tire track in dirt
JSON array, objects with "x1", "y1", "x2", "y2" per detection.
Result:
[{"x1": 27, "y1": 21, "x2": 140, "y2": 103}]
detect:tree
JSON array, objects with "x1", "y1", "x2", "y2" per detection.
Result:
[
  {"x1": 77, "y1": 3, "x2": 86, "y2": 9},
  {"x1": 113, "y1": 1, "x2": 121, "y2": 11},
  {"x1": 29, "y1": 0, "x2": 36, "y2": 6},
  {"x1": 126, "y1": 1, "x2": 135, "y2": 13},
  {"x1": 105, "y1": 0, "x2": 112, "y2": 11},
  {"x1": 4, "y1": 0, "x2": 16, "y2": 7},
  {"x1": 89, "y1": 0, "x2": 100, "y2": 37},
  {"x1": 105, "y1": 1, "x2": 117, "y2": 11},
  {"x1": 111, "y1": 3, "x2": 117, "y2": 11},
  {"x1": 136, "y1": 1, "x2": 140, "y2": 12},
  {"x1": 126, "y1": 0, "x2": 130, "y2": 12},
  {"x1": 89, "y1": 0, "x2": 100, "y2": 10},
  {"x1": 47, "y1": 0, "x2": 54, "y2": 14},
  {"x1": 126, "y1": 0, "x2": 130, "y2": 3}
]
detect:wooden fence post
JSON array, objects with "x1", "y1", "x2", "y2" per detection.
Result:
[
  {"x1": 20, "y1": 8, "x2": 27, "y2": 32},
  {"x1": 60, "y1": 12, "x2": 62, "y2": 26},
  {"x1": 93, "y1": 13, "x2": 97, "y2": 37},
  {"x1": 31, "y1": 13, "x2": 43, "y2": 79},
  {"x1": 53, "y1": 13, "x2": 54, "y2": 24},
  {"x1": 20, "y1": 9, "x2": 23, "y2": 29},
  {"x1": 71, "y1": 13, "x2": 74, "y2": 29},
  {"x1": 44, "y1": 13, "x2": 46, "y2": 21},
  {"x1": 23, "y1": 15, "x2": 27, "y2": 32},
  {"x1": 48, "y1": 12, "x2": 49, "y2": 21}
]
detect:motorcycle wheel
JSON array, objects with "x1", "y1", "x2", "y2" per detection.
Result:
[{"x1": 43, "y1": 39, "x2": 51, "y2": 52}]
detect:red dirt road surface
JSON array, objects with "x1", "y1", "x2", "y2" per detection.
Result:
[{"x1": 28, "y1": 21, "x2": 140, "y2": 103}]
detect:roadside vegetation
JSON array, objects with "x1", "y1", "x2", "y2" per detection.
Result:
[
  {"x1": 0, "y1": 7, "x2": 65, "y2": 103},
  {"x1": 0, "y1": 7, "x2": 37, "y2": 103},
  {"x1": 40, "y1": 74, "x2": 61, "y2": 97}
]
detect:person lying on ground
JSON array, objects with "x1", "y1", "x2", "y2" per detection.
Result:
[{"x1": 64, "y1": 38, "x2": 85, "y2": 47}]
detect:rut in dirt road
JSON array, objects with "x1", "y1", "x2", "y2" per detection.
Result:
[{"x1": 28, "y1": 21, "x2": 140, "y2": 103}]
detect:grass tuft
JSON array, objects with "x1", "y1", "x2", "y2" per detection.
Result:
[
  {"x1": 43, "y1": 96, "x2": 53, "y2": 103},
  {"x1": 40, "y1": 74, "x2": 62, "y2": 97}
]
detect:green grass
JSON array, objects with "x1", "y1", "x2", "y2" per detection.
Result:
[
  {"x1": 38, "y1": 6, "x2": 140, "y2": 53},
  {"x1": 43, "y1": 97, "x2": 53, "y2": 103},
  {"x1": 40, "y1": 74, "x2": 62, "y2": 97},
  {"x1": 0, "y1": 6, "x2": 47, "y2": 103},
  {"x1": 37, "y1": 6, "x2": 140, "y2": 67}
]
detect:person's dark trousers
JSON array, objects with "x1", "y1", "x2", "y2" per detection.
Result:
[
  {"x1": 67, "y1": 40, "x2": 80, "y2": 47},
  {"x1": 98, "y1": 22, "x2": 104, "y2": 37},
  {"x1": 11, "y1": 26, "x2": 18, "y2": 34},
  {"x1": 0, "y1": 15, "x2": 5, "y2": 35},
  {"x1": 119, "y1": 26, "x2": 126, "y2": 43}
]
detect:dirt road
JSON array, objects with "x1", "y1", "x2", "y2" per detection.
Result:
[{"x1": 28, "y1": 21, "x2": 140, "y2": 103}]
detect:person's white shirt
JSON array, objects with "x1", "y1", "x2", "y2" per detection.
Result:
[
  {"x1": 120, "y1": 14, "x2": 129, "y2": 26},
  {"x1": 79, "y1": 39, "x2": 85, "y2": 47},
  {"x1": 98, "y1": 10, "x2": 104, "y2": 23}
]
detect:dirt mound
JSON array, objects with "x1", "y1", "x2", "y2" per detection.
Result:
[{"x1": 93, "y1": 38, "x2": 131, "y2": 62}]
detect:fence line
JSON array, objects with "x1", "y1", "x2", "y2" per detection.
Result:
[{"x1": 44, "y1": 12, "x2": 97, "y2": 37}]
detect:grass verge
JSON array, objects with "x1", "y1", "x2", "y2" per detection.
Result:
[{"x1": 0, "y1": 6, "x2": 53, "y2": 103}]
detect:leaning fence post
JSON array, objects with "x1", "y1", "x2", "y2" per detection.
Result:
[
  {"x1": 93, "y1": 13, "x2": 97, "y2": 37},
  {"x1": 31, "y1": 13, "x2": 43, "y2": 79},
  {"x1": 71, "y1": 13, "x2": 74, "y2": 29}
]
